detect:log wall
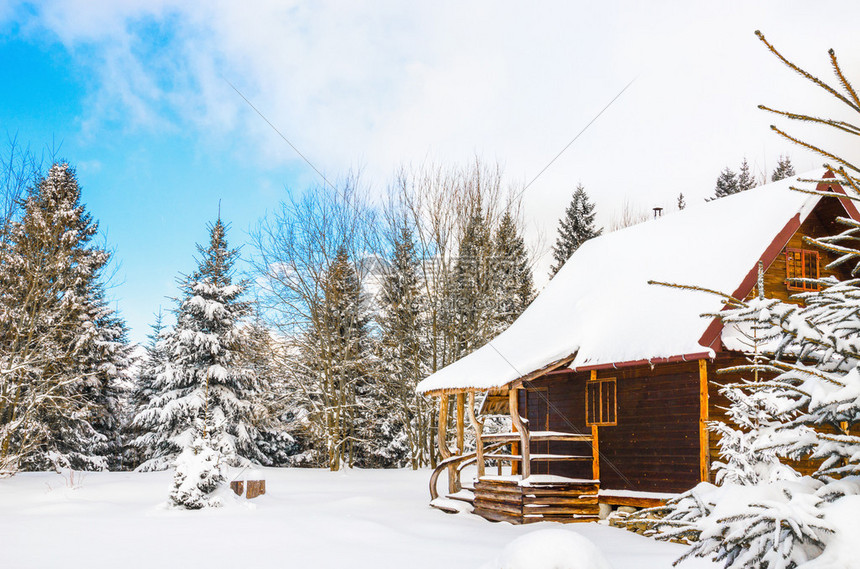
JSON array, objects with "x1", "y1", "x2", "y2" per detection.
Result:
[
  {"x1": 509, "y1": 195, "x2": 858, "y2": 494},
  {"x1": 525, "y1": 361, "x2": 701, "y2": 493}
]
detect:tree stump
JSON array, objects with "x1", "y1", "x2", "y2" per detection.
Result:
[{"x1": 246, "y1": 480, "x2": 266, "y2": 499}]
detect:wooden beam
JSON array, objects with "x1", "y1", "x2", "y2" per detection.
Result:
[
  {"x1": 509, "y1": 388, "x2": 530, "y2": 478},
  {"x1": 467, "y1": 391, "x2": 485, "y2": 478},
  {"x1": 456, "y1": 393, "x2": 465, "y2": 455},
  {"x1": 422, "y1": 353, "x2": 578, "y2": 398},
  {"x1": 590, "y1": 370, "x2": 599, "y2": 481},
  {"x1": 699, "y1": 359, "x2": 709, "y2": 483}
]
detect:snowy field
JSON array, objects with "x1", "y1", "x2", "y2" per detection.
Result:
[{"x1": 0, "y1": 468, "x2": 719, "y2": 569}]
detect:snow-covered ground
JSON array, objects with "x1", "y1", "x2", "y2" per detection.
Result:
[{"x1": 0, "y1": 468, "x2": 718, "y2": 569}]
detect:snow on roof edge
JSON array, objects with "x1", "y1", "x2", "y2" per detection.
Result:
[{"x1": 416, "y1": 171, "x2": 831, "y2": 395}]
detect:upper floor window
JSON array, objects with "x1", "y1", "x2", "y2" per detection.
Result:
[{"x1": 786, "y1": 248, "x2": 820, "y2": 291}]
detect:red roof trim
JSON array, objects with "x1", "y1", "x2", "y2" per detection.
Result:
[{"x1": 697, "y1": 171, "x2": 857, "y2": 351}]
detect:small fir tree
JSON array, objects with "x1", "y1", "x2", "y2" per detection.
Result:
[
  {"x1": 549, "y1": 184, "x2": 602, "y2": 277},
  {"x1": 711, "y1": 166, "x2": 739, "y2": 200},
  {"x1": 736, "y1": 158, "x2": 757, "y2": 193},
  {"x1": 168, "y1": 420, "x2": 224, "y2": 509},
  {"x1": 677, "y1": 193, "x2": 686, "y2": 210},
  {"x1": 771, "y1": 155, "x2": 796, "y2": 181}
]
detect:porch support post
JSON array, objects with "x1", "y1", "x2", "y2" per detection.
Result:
[
  {"x1": 510, "y1": 388, "x2": 519, "y2": 476},
  {"x1": 437, "y1": 394, "x2": 450, "y2": 461},
  {"x1": 509, "y1": 387, "x2": 530, "y2": 479},
  {"x1": 437, "y1": 394, "x2": 459, "y2": 493},
  {"x1": 699, "y1": 359, "x2": 710, "y2": 482},
  {"x1": 467, "y1": 391, "x2": 485, "y2": 478},
  {"x1": 456, "y1": 393, "x2": 465, "y2": 455},
  {"x1": 590, "y1": 370, "x2": 600, "y2": 481}
]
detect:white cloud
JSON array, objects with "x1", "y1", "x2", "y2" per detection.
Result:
[{"x1": 17, "y1": 0, "x2": 860, "y2": 278}]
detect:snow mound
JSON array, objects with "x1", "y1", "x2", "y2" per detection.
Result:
[{"x1": 481, "y1": 529, "x2": 613, "y2": 569}]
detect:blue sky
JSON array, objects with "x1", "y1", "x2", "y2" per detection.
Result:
[
  {"x1": 1, "y1": 11, "x2": 306, "y2": 343},
  {"x1": 2, "y1": 2, "x2": 858, "y2": 344}
]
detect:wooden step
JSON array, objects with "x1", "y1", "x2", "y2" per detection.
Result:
[
  {"x1": 522, "y1": 504, "x2": 600, "y2": 516},
  {"x1": 523, "y1": 514, "x2": 600, "y2": 524},
  {"x1": 474, "y1": 506, "x2": 522, "y2": 524},
  {"x1": 446, "y1": 489, "x2": 475, "y2": 505},
  {"x1": 523, "y1": 494, "x2": 599, "y2": 506}
]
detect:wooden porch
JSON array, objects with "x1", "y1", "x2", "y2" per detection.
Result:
[{"x1": 429, "y1": 385, "x2": 603, "y2": 524}]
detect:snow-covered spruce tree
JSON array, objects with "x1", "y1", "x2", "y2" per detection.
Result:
[
  {"x1": 772, "y1": 155, "x2": 796, "y2": 182},
  {"x1": 446, "y1": 204, "x2": 496, "y2": 359},
  {"x1": 549, "y1": 184, "x2": 602, "y2": 277},
  {"x1": 81, "y1": 288, "x2": 134, "y2": 471},
  {"x1": 641, "y1": 34, "x2": 860, "y2": 569},
  {"x1": 638, "y1": 274, "x2": 836, "y2": 569},
  {"x1": 491, "y1": 210, "x2": 534, "y2": 333},
  {"x1": 737, "y1": 158, "x2": 757, "y2": 193},
  {"x1": 710, "y1": 159, "x2": 757, "y2": 202},
  {"x1": 239, "y1": 311, "x2": 297, "y2": 467},
  {"x1": 0, "y1": 163, "x2": 130, "y2": 474},
  {"x1": 133, "y1": 216, "x2": 264, "y2": 473},
  {"x1": 706, "y1": 264, "x2": 794, "y2": 487},
  {"x1": 374, "y1": 222, "x2": 433, "y2": 468},
  {"x1": 123, "y1": 309, "x2": 168, "y2": 469},
  {"x1": 677, "y1": 193, "x2": 687, "y2": 210},
  {"x1": 296, "y1": 246, "x2": 376, "y2": 470},
  {"x1": 710, "y1": 166, "x2": 739, "y2": 200}
]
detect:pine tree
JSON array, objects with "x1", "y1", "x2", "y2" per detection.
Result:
[
  {"x1": 549, "y1": 184, "x2": 602, "y2": 277},
  {"x1": 295, "y1": 246, "x2": 375, "y2": 470},
  {"x1": 133, "y1": 217, "x2": 263, "y2": 471},
  {"x1": 677, "y1": 193, "x2": 686, "y2": 210},
  {"x1": 447, "y1": 205, "x2": 494, "y2": 358},
  {"x1": 710, "y1": 167, "x2": 739, "y2": 200},
  {"x1": 0, "y1": 163, "x2": 130, "y2": 474},
  {"x1": 239, "y1": 312, "x2": 298, "y2": 466},
  {"x1": 771, "y1": 155, "x2": 796, "y2": 181},
  {"x1": 375, "y1": 223, "x2": 432, "y2": 468},
  {"x1": 736, "y1": 158, "x2": 757, "y2": 193},
  {"x1": 82, "y1": 292, "x2": 134, "y2": 471},
  {"x1": 492, "y1": 211, "x2": 534, "y2": 332},
  {"x1": 124, "y1": 310, "x2": 168, "y2": 469}
]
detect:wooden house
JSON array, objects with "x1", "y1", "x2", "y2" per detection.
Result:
[{"x1": 416, "y1": 170, "x2": 860, "y2": 524}]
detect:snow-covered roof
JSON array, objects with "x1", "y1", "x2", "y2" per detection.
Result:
[{"x1": 417, "y1": 170, "x2": 846, "y2": 394}]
